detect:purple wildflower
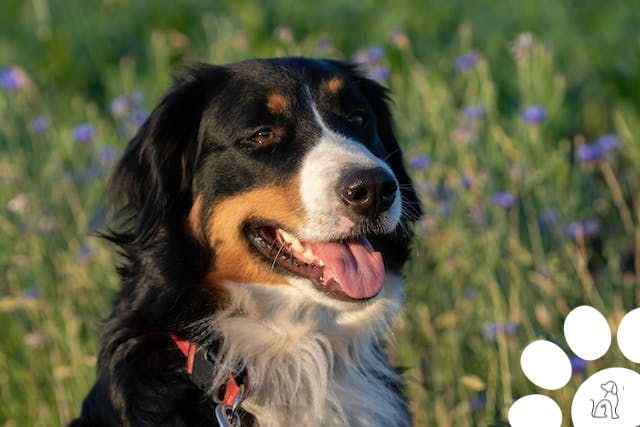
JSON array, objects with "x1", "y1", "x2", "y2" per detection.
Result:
[
  {"x1": 482, "y1": 322, "x2": 519, "y2": 341},
  {"x1": 565, "y1": 219, "x2": 600, "y2": 240},
  {"x1": 410, "y1": 154, "x2": 431, "y2": 170},
  {"x1": 490, "y1": 192, "x2": 516, "y2": 209},
  {"x1": 77, "y1": 244, "x2": 93, "y2": 263},
  {"x1": 98, "y1": 146, "x2": 119, "y2": 168},
  {"x1": 464, "y1": 288, "x2": 478, "y2": 300},
  {"x1": 73, "y1": 123, "x2": 96, "y2": 144},
  {"x1": 503, "y1": 323, "x2": 519, "y2": 336},
  {"x1": 470, "y1": 395, "x2": 486, "y2": 412},
  {"x1": 110, "y1": 95, "x2": 131, "y2": 118},
  {"x1": 597, "y1": 134, "x2": 620, "y2": 151},
  {"x1": 24, "y1": 285, "x2": 41, "y2": 300},
  {"x1": 482, "y1": 324, "x2": 499, "y2": 340},
  {"x1": 539, "y1": 208, "x2": 558, "y2": 231},
  {"x1": 0, "y1": 66, "x2": 29, "y2": 91},
  {"x1": 570, "y1": 356, "x2": 587, "y2": 375},
  {"x1": 315, "y1": 38, "x2": 334, "y2": 53},
  {"x1": 455, "y1": 52, "x2": 479, "y2": 72},
  {"x1": 30, "y1": 116, "x2": 49, "y2": 134},
  {"x1": 129, "y1": 110, "x2": 149, "y2": 128},
  {"x1": 576, "y1": 134, "x2": 620, "y2": 163},
  {"x1": 353, "y1": 47, "x2": 384, "y2": 66},
  {"x1": 463, "y1": 105, "x2": 485, "y2": 120},
  {"x1": 131, "y1": 91, "x2": 143, "y2": 106},
  {"x1": 110, "y1": 92, "x2": 144, "y2": 119},
  {"x1": 461, "y1": 175, "x2": 473, "y2": 190},
  {"x1": 521, "y1": 105, "x2": 547, "y2": 125},
  {"x1": 367, "y1": 65, "x2": 390, "y2": 83}
]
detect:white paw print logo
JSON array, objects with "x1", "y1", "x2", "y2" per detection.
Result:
[{"x1": 508, "y1": 306, "x2": 640, "y2": 427}]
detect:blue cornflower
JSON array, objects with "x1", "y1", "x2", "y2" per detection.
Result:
[
  {"x1": 570, "y1": 356, "x2": 587, "y2": 375},
  {"x1": 565, "y1": 219, "x2": 600, "y2": 240},
  {"x1": 464, "y1": 105, "x2": 486, "y2": 120},
  {"x1": 30, "y1": 116, "x2": 49, "y2": 134},
  {"x1": 482, "y1": 324, "x2": 499, "y2": 340},
  {"x1": 24, "y1": 285, "x2": 41, "y2": 300},
  {"x1": 98, "y1": 146, "x2": 119, "y2": 168},
  {"x1": 315, "y1": 38, "x2": 333, "y2": 53},
  {"x1": 130, "y1": 91, "x2": 143, "y2": 106},
  {"x1": 539, "y1": 208, "x2": 559, "y2": 231},
  {"x1": 129, "y1": 110, "x2": 149, "y2": 128},
  {"x1": 455, "y1": 52, "x2": 479, "y2": 72},
  {"x1": 353, "y1": 47, "x2": 384, "y2": 65},
  {"x1": 482, "y1": 322, "x2": 519, "y2": 341},
  {"x1": 77, "y1": 244, "x2": 93, "y2": 263},
  {"x1": 470, "y1": 395, "x2": 486, "y2": 412},
  {"x1": 0, "y1": 66, "x2": 29, "y2": 91},
  {"x1": 73, "y1": 123, "x2": 96, "y2": 143},
  {"x1": 576, "y1": 134, "x2": 620, "y2": 163},
  {"x1": 111, "y1": 92, "x2": 144, "y2": 119},
  {"x1": 410, "y1": 154, "x2": 431, "y2": 170},
  {"x1": 110, "y1": 95, "x2": 131, "y2": 118},
  {"x1": 490, "y1": 192, "x2": 516, "y2": 209},
  {"x1": 367, "y1": 65, "x2": 390, "y2": 83},
  {"x1": 521, "y1": 105, "x2": 547, "y2": 125},
  {"x1": 597, "y1": 134, "x2": 620, "y2": 151},
  {"x1": 503, "y1": 323, "x2": 519, "y2": 336},
  {"x1": 461, "y1": 175, "x2": 473, "y2": 190},
  {"x1": 464, "y1": 288, "x2": 478, "y2": 300}
]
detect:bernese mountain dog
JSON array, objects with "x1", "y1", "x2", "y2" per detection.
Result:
[{"x1": 71, "y1": 57, "x2": 422, "y2": 427}]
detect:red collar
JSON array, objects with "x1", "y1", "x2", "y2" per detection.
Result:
[{"x1": 170, "y1": 334, "x2": 248, "y2": 408}]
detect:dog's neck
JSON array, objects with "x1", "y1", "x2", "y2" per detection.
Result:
[{"x1": 189, "y1": 275, "x2": 410, "y2": 427}]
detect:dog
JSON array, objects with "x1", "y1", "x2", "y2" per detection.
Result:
[{"x1": 71, "y1": 57, "x2": 422, "y2": 426}]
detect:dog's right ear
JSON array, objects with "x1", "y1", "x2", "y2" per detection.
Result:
[{"x1": 107, "y1": 65, "x2": 228, "y2": 245}]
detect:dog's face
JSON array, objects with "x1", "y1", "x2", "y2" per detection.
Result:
[{"x1": 112, "y1": 58, "x2": 421, "y2": 313}]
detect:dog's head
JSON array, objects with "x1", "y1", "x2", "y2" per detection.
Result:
[{"x1": 110, "y1": 58, "x2": 421, "y2": 315}]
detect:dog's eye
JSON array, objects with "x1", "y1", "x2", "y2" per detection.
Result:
[
  {"x1": 250, "y1": 127, "x2": 277, "y2": 145},
  {"x1": 345, "y1": 111, "x2": 368, "y2": 127}
]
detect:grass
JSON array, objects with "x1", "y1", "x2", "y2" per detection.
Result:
[{"x1": 1, "y1": 1, "x2": 640, "y2": 426}]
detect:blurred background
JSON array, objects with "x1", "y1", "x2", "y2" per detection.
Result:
[{"x1": 1, "y1": 1, "x2": 640, "y2": 426}]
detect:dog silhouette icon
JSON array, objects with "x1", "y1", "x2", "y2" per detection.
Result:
[{"x1": 590, "y1": 380, "x2": 620, "y2": 419}]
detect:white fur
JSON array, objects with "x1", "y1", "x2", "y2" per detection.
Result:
[
  {"x1": 298, "y1": 101, "x2": 402, "y2": 241},
  {"x1": 189, "y1": 274, "x2": 409, "y2": 427}
]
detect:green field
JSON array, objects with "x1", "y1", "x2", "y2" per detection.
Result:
[{"x1": 2, "y1": 1, "x2": 640, "y2": 425}]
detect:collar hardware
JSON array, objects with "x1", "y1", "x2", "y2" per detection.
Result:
[{"x1": 170, "y1": 334, "x2": 248, "y2": 426}]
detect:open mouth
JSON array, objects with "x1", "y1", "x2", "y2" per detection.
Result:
[{"x1": 244, "y1": 221, "x2": 385, "y2": 302}]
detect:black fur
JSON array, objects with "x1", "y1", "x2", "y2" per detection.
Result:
[{"x1": 71, "y1": 58, "x2": 421, "y2": 426}]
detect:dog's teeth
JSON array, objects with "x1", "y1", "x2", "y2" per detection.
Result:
[
  {"x1": 301, "y1": 246, "x2": 324, "y2": 266},
  {"x1": 276, "y1": 228, "x2": 324, "y2": 267},
  {"x1": 277, "y1": 229, "x2": 302, "y2": 251}
]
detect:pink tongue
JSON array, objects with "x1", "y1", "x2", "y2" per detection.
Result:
[{"x1": 306, "y1": 239, "x2": 385, "y2": 299}]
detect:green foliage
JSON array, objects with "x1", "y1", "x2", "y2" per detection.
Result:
[{"x1": 1, "y1": 1, "x2": 639, "y2": 425}]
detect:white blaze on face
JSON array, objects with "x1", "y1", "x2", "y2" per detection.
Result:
[{"x1": 298, "y1": 97, "x2": 401, "y2": 241}]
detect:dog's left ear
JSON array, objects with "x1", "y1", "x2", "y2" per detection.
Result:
[
  {"x1": 107, "y1": 64, "x2": 229, "y2": 245},
  {"x1": 346, "y1": 65, "x2": 423, "y2": 269}
]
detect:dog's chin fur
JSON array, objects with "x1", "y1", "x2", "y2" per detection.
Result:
[{"x1": 188, "y1": 273, "x2": 408, "y2": 427}]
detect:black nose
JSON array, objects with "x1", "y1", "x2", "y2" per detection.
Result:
[{"x1": 338, "y1": 167, "x2": 398, "y2": 217}]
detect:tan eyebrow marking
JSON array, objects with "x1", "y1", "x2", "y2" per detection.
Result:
[
  {"x1": 267, "y1": 93, "x2": 288, "y2": 114},
  {"x1": 324, "y1": 77, "x2": 344, "y2": 94}
]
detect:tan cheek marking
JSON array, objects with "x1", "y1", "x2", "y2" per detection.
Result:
[
  {"x1": 325, "y1": 77, "x2": 344, "y2": 94},
  {"x1": 188, "y1": 194, "x2": 203, "y2": 230},
  {"x1": 267, "y1": 93, "x2": 287, "y2": 114},
  {"x1": 205, "y1": 178, "x2": 304, "y2": 287}
]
